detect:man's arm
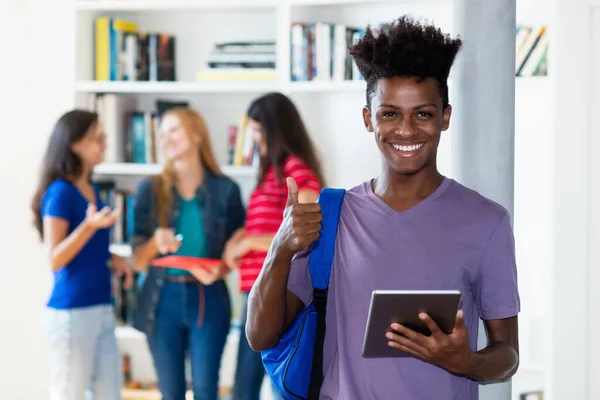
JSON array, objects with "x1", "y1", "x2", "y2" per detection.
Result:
[
  {"x1": 246, "y1": 178, "x2": 322, "y2": 351},
  {"x1": 463, "y1": 316, "x2": 519, "y2": 383},
  {"x1": 246, "y1": 249, "x2": 305, "y2": 351},
  {"x1": 386, "y1": 312, "x2": 519, "y2": 383}
]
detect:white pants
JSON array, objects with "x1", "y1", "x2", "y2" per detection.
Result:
[{"x1": 42, "y1": 304, "x2": 122, "y2": 400}]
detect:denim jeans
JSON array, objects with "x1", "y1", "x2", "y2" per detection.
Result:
[
  {"x1": 42, "y1": 304, "x2": 122, "y2": 400},
  {"x1": 232, "y1": 293, "x2": 283, "y2": 400},
  {"x1": 147, "y1": 280, "x2": 231, "y2": 400}
]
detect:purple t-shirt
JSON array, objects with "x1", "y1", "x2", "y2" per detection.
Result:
[{"x1": 287, "y1": 178, "x2": 520, "y2": 400}]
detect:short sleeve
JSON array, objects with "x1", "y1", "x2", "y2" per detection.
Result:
[
  {"x1": 473, "y1": 212, "x2": 521, "y2": 320},
  {"x1": 41, "y1": 181, "x2": 73, "y2": 220},
  {"x1": 284, "y1": 157, "x2": 321, "y2": 193},
  {"x1": 287, "y1": 249, "x2": 313, "y2": 307}
]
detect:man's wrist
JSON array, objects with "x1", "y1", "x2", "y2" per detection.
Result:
[
  {"x1": 274, "y1": 244, "x2": 296, "y2": 261},
  {"x1": 460, "y1": 350, "x2": 483, "y2": 380}
]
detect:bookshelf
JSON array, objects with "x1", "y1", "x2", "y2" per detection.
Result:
[
  {"x1": 74, "y1": 80, "x2": 280, "y2": 94},
  {"x1": 75, "y1": 80, "x2": 367, "y2": 94},
  {"x1": 70, "y1": 0, "x2": 550, "y2": 397}
]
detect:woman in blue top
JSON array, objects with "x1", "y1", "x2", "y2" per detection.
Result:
[
  {"x1": 131, "y1": 107, "x2": 246, "y2": 400},
  {"x1": 31, "y1": 110, "x2": 134, "y2": 400}
]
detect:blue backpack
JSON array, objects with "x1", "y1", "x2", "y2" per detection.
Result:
[{"x1": 261, "y1": 188, "x2": 346, "y2": 400}]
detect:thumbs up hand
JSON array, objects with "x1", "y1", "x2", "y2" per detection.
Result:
[{"x1": 273, "y1": 177, "x2": 323, "y2": 257}]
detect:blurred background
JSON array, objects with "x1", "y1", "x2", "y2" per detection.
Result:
[{"x1": 0, "y1": 0, "x2": 594, "y2": 399}]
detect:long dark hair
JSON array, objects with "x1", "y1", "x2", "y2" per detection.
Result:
[
  {"x1": 31, "y1": 110, "x2": 99, "y2": 240},
  {"x1": 247, "y1": 92, "x2": 325, "y2": 186}
]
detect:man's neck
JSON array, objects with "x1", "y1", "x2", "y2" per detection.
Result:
[{"x1": 373, "y1": 167, "x2": 444, "y2": 213}]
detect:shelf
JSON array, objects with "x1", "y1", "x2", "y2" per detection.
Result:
[
  {"x1": 74, "y1": 80, "x2": 371, "y2": 94},
  {"x1": 122, "y1": 387, "x2": 232, "y2": 400},
  {"x1": 76, "y1": 0, "x2": 278, "y2": 11},
  {"x1": 117, "y1": 322, "x2": 241, "y2": 341},
  {"x1": 221, "y1": 165, "x2": 258, "y2": 178},
  {"x1": 290, "y1": 0, "x2": 403, "y2": 4},
  {"x1": 110, "y1": 243, "x2": 132, "y2": 258},
  {"x1": 77, "y1": 0, "x2": 425, "y2": 10},
  {"x1": 116, "y1": 325, "x2": 146, "y2": 340},
  {"x1": 95, "y1": 163, "x2": 162, "y2": 175},
  {"x1": 74, "y1": 80, "x2": 279, "y2": 94},
  {"x1": 94, "y1": 163, "x2": 257, "y2": 177},
  {"x1": 289, "y1": 80, "x2": 366, "y2": 92}
]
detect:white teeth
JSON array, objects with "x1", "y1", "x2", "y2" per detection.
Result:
[{"x1": 391, "y1": 143, "x2": 424, "y2": 152}]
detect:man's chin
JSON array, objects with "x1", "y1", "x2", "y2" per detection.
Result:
[{"x1": 388, "y1": 160, "x2": 423, "y2": 176}]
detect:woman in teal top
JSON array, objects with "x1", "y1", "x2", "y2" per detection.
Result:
[
  {"x1": 167, "y1": 194, "x2": 208, "y2": 277},
  {"x1": 131, "y1": 107, "x2": 245, "y2": 400}
]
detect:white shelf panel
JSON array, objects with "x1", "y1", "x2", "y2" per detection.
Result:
[
  {"x1": 289, "y1": 80, "x2": 366, "y2": 92},
  {"x1": 95, "y1": 163, "x2": 162, "y2": 175},
  {"x1": 76, "y1": 0, "x2": 278, "y2": 11},
  {"x1": 110, "y1": 243, "x2": 132, "y2": 258},
  {"x1": 76, "y1": 0, "x2": 415, "y2": 10},
  {"x1": 95, "y1": 163, "x2": 257, "y2": 177},
  {"x1": 74, "y1": 80, "x2": 279, "y2": 94},
  {"x1": 116, "y1": 321, "x2": 241, "y2": 341},
  {"x1": 116, "y1": 325, "x2": 146, "y2": 340},
  {"x1": 221, "y1": 165, "x2": 258, "y2": 178},
  {"x1": 290, "y1": 0, "x2": 405, "y2": 5},
  {"x1": 75, "y1": 80, "x2": 370, "y2": 94}
]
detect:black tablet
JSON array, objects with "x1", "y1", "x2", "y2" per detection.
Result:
[{"x1": 361, "y1": 290, "x2": 462, "y2": 358}]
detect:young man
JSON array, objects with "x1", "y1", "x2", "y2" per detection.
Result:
[{"x1": 246, "y1": 16, "x2": 520, "y2": 399}]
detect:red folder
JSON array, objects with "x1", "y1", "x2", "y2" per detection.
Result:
[{"x1": 151, "y1": 255, "x2": 222, "y2": 270}]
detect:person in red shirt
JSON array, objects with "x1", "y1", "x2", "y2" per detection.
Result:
[{"x1": 224, "y1": 92, "x2": 324, "y2": 400}]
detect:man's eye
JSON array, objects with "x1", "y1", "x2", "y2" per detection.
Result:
[
  {"x1": 417, "y1": 111, "x2": 433, "y2": 118},
  {"x1": 382, "y1": 111, "x2": 396, "y2": 118}
]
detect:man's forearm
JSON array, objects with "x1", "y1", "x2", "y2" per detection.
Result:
[
  {"x1": 463, "y1": 342, "x2": 519, "y2": 383},
  {"x1": 246, "y1": 248, "x2": 294, "y2": 351}
]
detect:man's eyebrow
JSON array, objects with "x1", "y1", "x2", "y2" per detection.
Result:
[{"x1": 378, "y1": 103, "x2": 438, "y2": 110}]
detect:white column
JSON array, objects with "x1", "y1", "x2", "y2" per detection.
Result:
[{"x1": 450, "y1": 0, "x2": 516, "y2": 399}]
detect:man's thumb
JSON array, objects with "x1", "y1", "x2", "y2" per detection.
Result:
[{"x1": 286, "y1": 177, "x2": 299, "y2": 206}]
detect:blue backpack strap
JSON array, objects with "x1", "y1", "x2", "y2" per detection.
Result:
[
  {"x1": 306, "y1": 188, "x2": 345, "y2": 400},
  {"x1": 308, "y1": 188, "x2": 346, "y2": 290}
]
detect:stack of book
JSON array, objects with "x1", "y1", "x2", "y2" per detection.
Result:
[
  {"x1": 515, "y1": 25, "x2": 548, "y2": 77},
  {"x1": 289, "y1": 22, "x2": 390, "y2": 82},
  {"x1": 94, "y1": 17, "x2": 176, "y2": 81},
  {"x1": 197, "y1": 41, "x2": 277, "y2": 81}
]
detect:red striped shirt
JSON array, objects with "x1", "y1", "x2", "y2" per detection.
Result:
[{"x1": 239, "y1": 156, "x2": 321, "y2": 292}]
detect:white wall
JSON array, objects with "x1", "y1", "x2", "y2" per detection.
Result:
[
  {"x1": 0, "y1": 0, "x2": 72, "y2": 398},
  {"x1": 547, "y1": 0, "x2": 600, "y2": 398}
]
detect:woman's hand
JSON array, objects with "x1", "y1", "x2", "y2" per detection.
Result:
[
  {"x1": 222, "y1": 237, "x2": 247, "y2": 270},
  {"x1": 189, "y1": 265, "x2": 226, "y2": 286},
  {"x1": 111, "y1": 254, "x2": 134, "y2": 289},
  {"x1": 85, "y1": 203, "x2": 120, "y2": 230},
  {"x1": 153, "y1": 228, "x2": 182, "y2": 255}
]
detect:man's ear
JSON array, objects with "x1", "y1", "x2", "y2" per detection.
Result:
[
  {"x1": 441, "y1": 105, "x2": 452, "y2": 131},
  {"x1": 363, "y1": 106, "x2": 373, "y2": 132}
]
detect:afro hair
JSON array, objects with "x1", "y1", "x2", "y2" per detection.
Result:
[{"x1": 348, "y1": 16, "x2": 463, "y2": 109}]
